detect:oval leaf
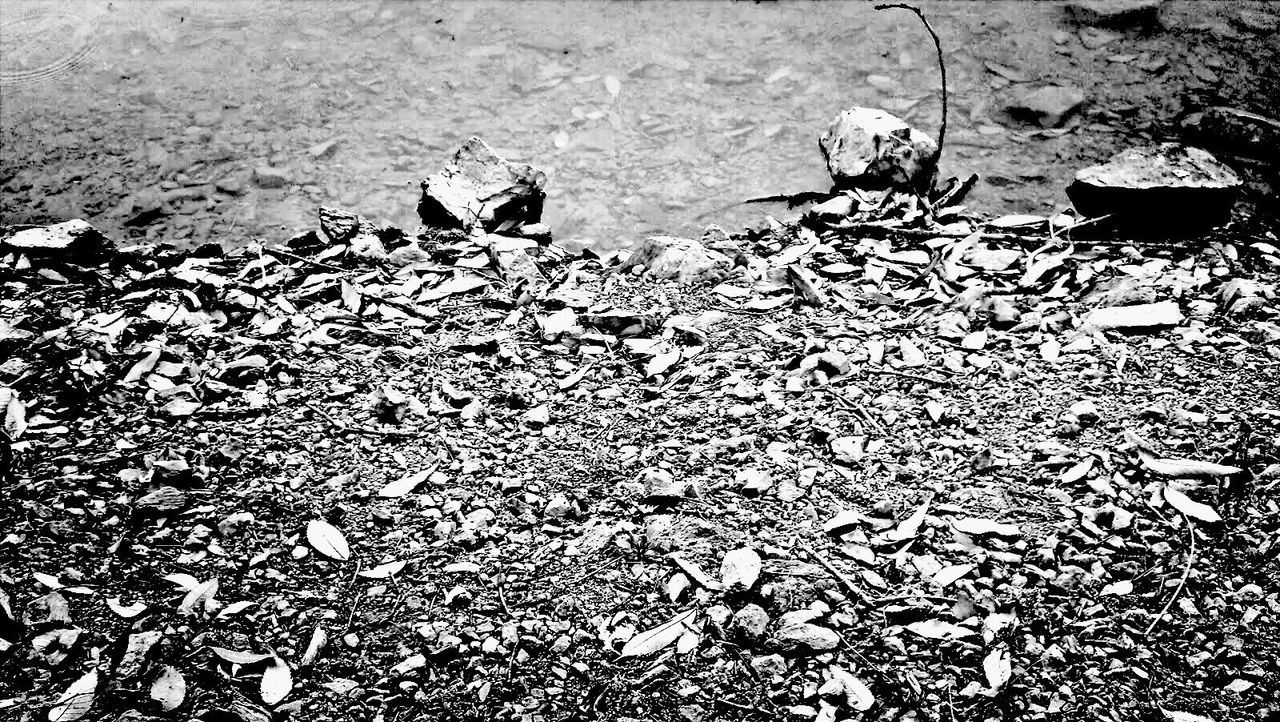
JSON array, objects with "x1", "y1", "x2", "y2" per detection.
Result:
[
  {"x1": 260, "y1": 657, "x2": 292, "y2": 705},
  {"x1": 210, "y1": 646, "x2": 274, "y2": 666},
  {"x1": 1163, "y1": 486, "x2": 1223, "y2": 524},
  {"x1": 619, "y1": 609, "x2": 698, "y2": 658},
  {"x1": 49, "y1": 669, "x2": 97, "y2": 722},
  {"x1": 983, "y1": 647, "x2": 1012, "y2": 690},
  {"x1": 1140, "y1": 449, "x2": 1240, "y2": 479},
  {"x1": 359, "y1": 560, "x2": 406, "y2": 579},
  {"x1": 306, "y1": 520, "x2": 351, "y2": 561},
  {"x1": 150, "y1": 665, "x2": 186, "y2": 712}
]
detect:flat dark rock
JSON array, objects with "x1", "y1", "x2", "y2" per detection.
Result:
[{"x1": 1067, "y1": 143, "x2": 1242, "y2": 229}]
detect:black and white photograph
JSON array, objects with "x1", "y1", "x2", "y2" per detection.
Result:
[{"x1": 2, "y1": 1, "x2": 1278, "y2": 720}]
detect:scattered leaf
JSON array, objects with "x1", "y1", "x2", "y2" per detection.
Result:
[
  {"x1": 150, "y1": 665, "x2": 186, "y2": 712},
  {"x1": 620, "y1": 609, "x2": 698, "y2": 658},
  {"x1": 306, "y1": 519, "x2": 351, "y2": 560},
  {"x1": 48, "y1": 669, "x2": 97, "y2": 722},
  {"x1": 1163, "y1": 486, "x2": 1223, "y2": 524}
]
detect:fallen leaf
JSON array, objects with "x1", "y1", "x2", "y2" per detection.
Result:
[
  {"x1": 359, "y1": 560, "x2": 407, "y2": 579},
  {"x1": 48, "y1": 669, "x2": 97, "y2": 721},
  {"x1": 619, "y1": 609, "x2": 698, "y2": 657},
  {"x1": 1163, "y1": 486, "x2": 1223, "y2": 524},
  {"x1": 951, "y1": 517, "x2": 1021, "y2": 537},
  {"x1": 106, "y1": 597, "x2": 147, "y2": 618},
  {"x1": 828, "y1": 666, "x2": 875, "y2": 711},
  {"x1": 306, "y1": 519, "x2": 351, "y2": 560},
  {"x1": 886, "y1": 494, "x2": 933, "y2": 541},
  {"x1": 260, "y1": 657, "x2": 292, "y2": 705},
  {"x1": 210, "y1": 646, "x2": 275, "y2": 665},
  {"x1": 378, "y1": 467, "x2": 434, "y2": 498},
  {"x1": 1139, "y1": 450, "x2": 1241, "y2": 479},
  {"x1": 905, "y1": 619, "x2": 975, "y2": 640}
]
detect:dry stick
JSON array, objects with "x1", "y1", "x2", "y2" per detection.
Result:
[
  {"x1": 1145, "y1": 511, "x2": 1197, "y2": 635},
  {"x1": 262, "y1": 246, "x2": 350, "y2": 274},
  {"x1": 875, "y1": 3, "x2": 946, "y2": 195},
  {"x1": 802, "y1": 548, "x2": 867, "y2": 602}
]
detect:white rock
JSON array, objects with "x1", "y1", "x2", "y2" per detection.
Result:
[
  {"x1": 818, "y1": 107, "x2": 937, "y2": 189},
  {"x1": 418, "y1": 137, "x2": 547, "y2": 233},
  {"x1": 3, "y1": 219, "x2": 106, "y2": 256},
  {"x1": 1082, "y1": 301, "x2": 1184, "y2": 331},
  {"x1": 616, "y1": 235, "x2": 732, "y2": 285}
]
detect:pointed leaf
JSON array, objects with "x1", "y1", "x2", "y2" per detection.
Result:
[
  {"x1": 48, "y1": 669, "x2": 97, "y2": 722},
  {"x1": 1140, "y1": 450, "x2": 1240, "y2": 479},
  {"x1": 358, "y1": 560, "x2": 406, "y2": 579},
  {"x1": 260, "y1": 657, "x2": 292, "y2": 705},
  {"x1": 619, "y1": 609, "x2": 698, "y2": 658},
  {"x1": 1163, "y1": 486, "x2": 1222, "y2": 524},
  {"x1": 306, "y1": 519, "x2": 351, "y2": 560},
  {"x1": 210, "y1": 646, "x2": 274, "y2": 665}
]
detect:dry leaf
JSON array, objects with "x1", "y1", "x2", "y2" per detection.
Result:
[
  {"x1": 260, "y1": 657, "x2": 293, "y2": 705},
  {"x1": 306, "y1": 519, "x2": 351, "y2": 560},
  {"x1": 1163, "y1": 486, "x2": 1223, "y2": 524},
  {"x1": 1140, "y1": 450, "x2": 1241, "y2": 479},
  {"x1": 358, "y1": 560, "x2": 406, "y2": 579},
  {"x1": 951, "y1": 517, "x2": 1021, "y2": 537},
  {"x1": 619, "y1": 609, "x2": 698, "y2": 657},
  {"x1": 378, "y1": 467, "x2": 434, "y2": 498},
  {"x1": 905, "y1": 619, "x2": 975, "y2": 640},
  {"x1": 210, "y1": 646, "x2": 274, "y2": 665},
  {"x1": 48, "y1": 669, "x2": 97, "y2": 722},
  {"x1": 828, "y1": 666, "x2": 875, "y2": 711},
  {"x1": 150, "y1": 665, "x2": 186, "y2": 712},
  {"x1": 887, "y1": 494, "x2": 933, "y2": 541}
]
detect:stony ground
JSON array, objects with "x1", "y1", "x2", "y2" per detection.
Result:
[{"x1": 3, "y1": 185, "x2": 1280, "y2": 722}]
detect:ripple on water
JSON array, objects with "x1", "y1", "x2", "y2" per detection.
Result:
[{"x1": 0, "y1": 9, "x2": 100, "y2": 89}]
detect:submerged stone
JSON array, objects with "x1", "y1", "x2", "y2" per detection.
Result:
[
  {"x1": 1066, "y1": 143, "x2": 1241, "y2": 228},
  {"x1": 818, "y1": 107, "x2": 937, "y2": 190},
  {"x1": 1064, "y1": 0, "x2": 1163, "y2": 28},
  {"x1": 1182, "y1": 107, "x2": 1280, "y2": 161},
  {"x1": 1008, "y1": 86, "x2": 1086, "y2": 128}
]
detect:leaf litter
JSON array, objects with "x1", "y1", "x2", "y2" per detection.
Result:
[{"x1": 1, "y1": 141, "x2": 1279, "y2": 722}]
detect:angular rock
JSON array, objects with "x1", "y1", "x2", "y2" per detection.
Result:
[
  {"x1": 1082, "y1": 301, "x2": 1184, "y2": 331},
  {"x1": 616, "y1": 236, "x2": 732, "y2": 285},
  {"x1": 418, "y1": 137, "x2": 547, "y2": 233},
  {"x1": 1007, "y1": 86, "x2": 1086, "y2": 128},
  {"x1": 319, "y1": 207, "x2": 362, "y2": 244},
  {"x1": 772, "y1": 610, "x2": 840, "y2": 652},
  {"x1": 1183, "y1": 107, "x2": 1280, "y2": 161},
  {"x1": 1064, "y1": 0, "x2": 1163, "y2": 29},
  {"x1": 252, "y1": 166, "x2": 290, "y2": 189},
  {"x1": 818, "y1": 107, "x2": 937, "y2": 189},
  {"x1": 2, "y1": 219, "x2": 110, "y2": 257},
  {"x1": 1067, "y1": 144, "x2": 1242, "y2": 228},
  {"x1": 733, "y1": 604, "x2": 770, "y2": 640}
]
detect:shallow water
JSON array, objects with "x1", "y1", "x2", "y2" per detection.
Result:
[{"x1": 2, "y1": 1, "x2": 1275, "y2": 249}]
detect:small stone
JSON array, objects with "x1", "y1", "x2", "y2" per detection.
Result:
[
  {"x1": 1007, "y1": 86, "x2": 1086, "y2": 128},
  {"x1": 750, "y1": 654, "x2": 788, "y2": 680},
  {"x1": 1064, "y1": 0, "x2": 1163, "y2": 29},
  {"x1": 318, "y1": 206, "x2": 362, "y2": 243},
  {"x1": 615, "y1": 235, "x2": 732, "y2": 285},
  {"x1": 733, "y1": 604, "x2": 770, "y2": 639},
  {"x1": 772, "y1": 615, "x2": 840, "y2": 652},
  {"x1": 720, "y1": 548, "x2": 762, "y2": 592},
  {"x1": 810, "y1": 195, "x2": 855, "y2": 218},
  {"x1": 252, "y1": 165, "x2": 290, "y2": 189},
  {"x1": 1067, "y1": 144, "x2": 1242, "y2": 230},
  {"x1": 1069, "y1": 399, "x2": 1101, "y2": 422},
  {"x1": 819, "y1": 107, "x2": 937, "y2": 189},
  {"x1": 544, "y1": 493, "x2": 575, "y2": 519}
]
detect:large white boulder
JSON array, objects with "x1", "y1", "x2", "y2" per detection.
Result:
[
  {"x1": 818, "y1": 107, "x2": 937, "y2": 189},
  {"x1": 616, "y1": 235, "x2": 732, "y2": 285}
]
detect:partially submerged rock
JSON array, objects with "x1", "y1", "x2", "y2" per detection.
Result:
[
  {"x1": 1007, "y1": 86, "x2": 1086, "y2": 128},
  {"x1": 616, "y1": 235, "x2": 732, "y2": 285},
  {"x1": 1064, "y1": 0, "x2": 1163, "y2": 29},
  {"x1": 418, "y1": 137, "x2": 547, "y2": 234},
  {"x1": 2, "y1": 219, "x2": 111, "y2": 257},
  {"x1": 1182, "y1": 107, "x2": 1280, "y2": 161},
  {"x1": 818, "y1": 107, "x2": 937, "y2": 190},
  {"x1": 1066, "y1": 143, "x2": 1242, "y2": 228}
]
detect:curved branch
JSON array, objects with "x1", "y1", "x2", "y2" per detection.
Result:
[{"x1": 875, "y1": 3, "x2": 948, "y2": 189}]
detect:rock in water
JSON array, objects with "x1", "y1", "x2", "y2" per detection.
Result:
[
  {"x1": 2, "y1": 219, "x2": 111, "y2": 258},
  {"x1": 616, "y1": 235, "x2": 732, "y2": 285},
  {"x1": 1182, "y1": 107, "x2": 1280, "y2": 161},
  {"x1": 418, "y1": 137, "x2": 547, "y2": 233},
  {"x1": 1064, "y1": 0, "x2": 1163, "y2": 28},
  {"x1": 1007, "y1": 86, "x2": 1086, "y2": 128},
  {"x1": 1067, "y1": 143, "x2": 1242, "y2": 229},
  {"x1": 818, "y1": 107, "x2": 937, "y2": 190}
]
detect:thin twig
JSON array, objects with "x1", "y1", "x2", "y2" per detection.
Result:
[
  {"x1": 801, "y1": 548, "x2": 867, "y2": 602},
  {"x1": 1144, "y1": 511, "x2": 1196, "y2": 635},
  {"x1": 875, "y1": 3, "x2": 947, "y2": 192},
  {"x1": 262, "y1": 245, "x2": 350, "y2": 273}
]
